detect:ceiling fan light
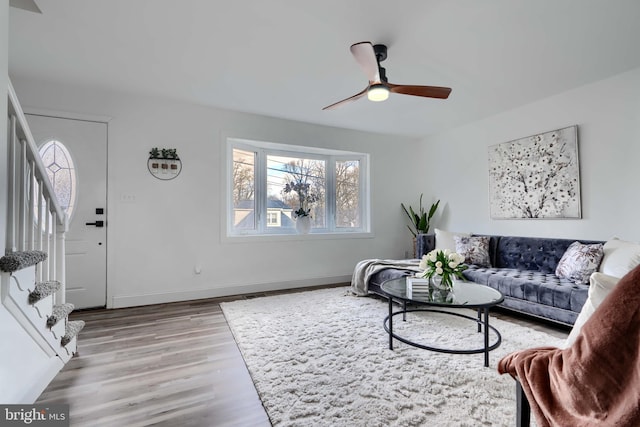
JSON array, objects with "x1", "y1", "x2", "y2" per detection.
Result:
[{"x1": 367, "y1": 84, "x2": 389, "y2": 102}]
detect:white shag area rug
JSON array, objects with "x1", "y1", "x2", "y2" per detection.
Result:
[{"x1": 221, "y1": 287, "x2": 565, "y2": 427}]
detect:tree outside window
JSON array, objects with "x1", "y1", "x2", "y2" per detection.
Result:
[
  {"x1": 336, "y1": 160, "x2": 360, "y2": 228},
  {"x1": 232, "y1": 149, "x2": 255, "y2": 229},
  {"x1": 275, "y1": 157, "x2": 325, "y2": 228}
]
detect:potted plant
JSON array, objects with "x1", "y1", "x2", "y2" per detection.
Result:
[
  {"x1": 165, "y1": 149, "x2": 180, "y2": 171},
  {"x1": 283, "y1": 180, "x2": 319, "y2": 234},
  {"x1": 401, "y1": 195, "x2": 440, "y2": 256},
  {"x1": 149, "y1": 147, "x2": 160, "y2": 169}
]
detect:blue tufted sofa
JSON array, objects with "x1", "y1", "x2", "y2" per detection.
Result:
[{"x1": 368, "y1": 233, "x2": 604, "y2": 326}]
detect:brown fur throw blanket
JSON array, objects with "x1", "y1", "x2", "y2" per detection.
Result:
[{"x1": 498, "y1": 265, "x2": 640, "y2": 426}]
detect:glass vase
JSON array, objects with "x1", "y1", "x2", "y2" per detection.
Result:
[
  {"x1": 295, "y1": 215, "x2": 312, "y2": 234},
  {"x1": 430, "y1": 274, "x2": 455, "y2": 292},
  {"x1": 429, "y1": 274, "x2": 455, "y2": 303}
]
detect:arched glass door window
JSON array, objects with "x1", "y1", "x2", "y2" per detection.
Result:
[{"x1": 39, "y1": 140, "x2": 78, "y2": 220}]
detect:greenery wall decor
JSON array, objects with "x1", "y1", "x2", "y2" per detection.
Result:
[{"x1": 148, "y1": 147, "x2": 182, "y2": 180}]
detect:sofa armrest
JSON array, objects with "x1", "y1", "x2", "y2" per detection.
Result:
[
  {"x1": 564, "y1": 272, "x2": 620, "y2": 347},
  {"x1": 586, "y1": 272, "x2": 620, "y2": 305}
]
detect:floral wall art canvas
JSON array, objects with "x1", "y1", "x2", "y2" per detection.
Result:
[{"x1": 488, "y1": 125, "x2": 581, "y2": 219}]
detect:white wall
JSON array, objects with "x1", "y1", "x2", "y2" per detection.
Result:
[
  {"x1": 419, "y1": 67, "x2": 640, "y2": 243},
  {"x1": 10, "y1": 78, "x2": 423, "y2": 307},
  {"x1": 0, "y1": 0, "x2": 6, "y2": 250}
]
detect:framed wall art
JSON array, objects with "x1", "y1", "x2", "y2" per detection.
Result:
[{"x1": 488, "y1": 125, "x2": 581, "y2": 219}]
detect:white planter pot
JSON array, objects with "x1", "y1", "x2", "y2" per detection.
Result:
[{"x1": 295, "y1": 216, "x2": 312, "y2": 234}]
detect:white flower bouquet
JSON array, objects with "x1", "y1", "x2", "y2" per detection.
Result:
[{"x1": 419, "y1": 249, "x2": 468, "y2": 291}]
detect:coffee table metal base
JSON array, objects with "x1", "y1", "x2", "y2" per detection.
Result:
[{"x1": 384, "y1": 298, "x2": 502, "y2": 367}]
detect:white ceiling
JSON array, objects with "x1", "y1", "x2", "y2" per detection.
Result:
[{"x1": 8, "y1": 0, "x2": 640, "y2": 137}]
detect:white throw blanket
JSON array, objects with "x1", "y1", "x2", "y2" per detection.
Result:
[{"x1": 350, "y1": 258, "x2": 422, "y2": 296}]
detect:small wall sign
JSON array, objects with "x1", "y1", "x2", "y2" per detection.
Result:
[{"x1": 148, "y1": 147, "x2": 182, "y2": 180}]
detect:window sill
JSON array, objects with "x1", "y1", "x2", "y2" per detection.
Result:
[{"x1": 222, "y1": 231, "x2": 374, "y2": 243}]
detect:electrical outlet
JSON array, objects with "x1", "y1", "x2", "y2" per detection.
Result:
[{"x1": 120, "y1": 194, "x2": 136, "y2": 203}]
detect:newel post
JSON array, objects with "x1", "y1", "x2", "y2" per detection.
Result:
[{"x1": 54, "y1": 218, "x2": 67, "y2": 305}]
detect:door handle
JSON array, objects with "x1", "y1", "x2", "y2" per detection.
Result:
[{"x1": 86, "y1": 220, "x2": 104, "y2": 227}]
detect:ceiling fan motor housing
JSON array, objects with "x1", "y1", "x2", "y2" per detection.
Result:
[
  {"x1": 373, "y1": 44, "x2": 388, "y2": 62},
  {"x1": 373, "y1": 44, "x2": 388, "y2": 83}
]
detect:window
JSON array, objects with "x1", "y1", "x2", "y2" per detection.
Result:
[
  {"x1": 266, "y1": 211, "x2": 280, "y2": 227},
  {"x1": 38, "y1": 139, "x2": 78, "y2": 219},
  {"x1": 228, "y1": 138, "x2": 369, "y2": 236}
]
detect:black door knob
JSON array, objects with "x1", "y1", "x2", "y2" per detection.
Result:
[{"x1": 85, "y1": 220, "x2": 104, "y2": 227}]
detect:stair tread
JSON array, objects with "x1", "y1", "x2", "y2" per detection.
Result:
[
  {"x1": 61, "y1": 320, "x2": 85, "y2": 346},
  {"x1": 47, "y1": 303, "x2": 75, "y2": 327},
  {"x1": 0, "y1": 250, "x2": 47, "y2": 273},
  {"x1": 28, "y1": 281, "x2": 61, "y2": 304}
]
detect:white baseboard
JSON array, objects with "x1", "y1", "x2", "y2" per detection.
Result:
[{"x1": 110, "y1": 275, "x2": 351, "y2": 308}]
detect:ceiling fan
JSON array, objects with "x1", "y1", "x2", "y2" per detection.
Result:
[{"x1": 323, "y1": 41, "x2": 451, "y2": 110}]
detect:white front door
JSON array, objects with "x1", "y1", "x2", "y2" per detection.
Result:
[{"x1": 26, "y1": 114, "x2": 108, "y2": 309}]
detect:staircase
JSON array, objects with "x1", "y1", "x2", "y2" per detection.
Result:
[
  {"x1": 0, "y1": 251, "x2": 84, "y2": 363},
  {"x1": 1, "y1": 80, "x2": 84, "y2": 402}
]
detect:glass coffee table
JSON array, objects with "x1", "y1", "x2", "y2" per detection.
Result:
[{"x1": 381, "y1": 277, "x2": 504, "y2": 367}]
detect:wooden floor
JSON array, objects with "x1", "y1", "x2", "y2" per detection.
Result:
[
  {"x1": 36, "y1": 285, "x2": 568, "y2": 426},
  {"x1": 36, "y1": 296, "x2": 273, "y2": 427}
]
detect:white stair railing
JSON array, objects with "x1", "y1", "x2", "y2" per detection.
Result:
[{"x1": 6, "y1": 80, "x2": 67, "y2": 303}]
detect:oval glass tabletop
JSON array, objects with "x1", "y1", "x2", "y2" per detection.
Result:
[{"x1": 381, "y1": 276, "x2": 504, "y2": 308}]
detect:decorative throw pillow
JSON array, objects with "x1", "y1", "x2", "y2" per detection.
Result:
[
  {"x1": 555, "y1": 241, "x2": 605, "y2": 285},
  {"x1": 435, "y1": 228, "x2": 471, "y2": 252},
  {"x1": 598, "y1": 238, "x2": 640, "y2": 279},
  {"x1": 454, "y1": 236, "x2": 491, "y2": 267}
]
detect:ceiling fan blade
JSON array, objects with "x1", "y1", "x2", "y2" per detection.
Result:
[
  {"x1": 388, "y1": 83, "x2": 452, "y2": 99},
  {"x1": 350, "y1": 42, "x2": 380, "y2": 83},
  {"x1": 10, "y1": 0, "x2": 42, "y2": 13},
  {"x1": 322, "y1": 87, "x2": 369, "y2": 110}
]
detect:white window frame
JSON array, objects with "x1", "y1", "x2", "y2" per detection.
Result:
[
  {"x1": 225, "y1": 137, "x2": 370, "y2": 238},
  {"x1": 266, "y1": 211, "x2": 279, "y2": 227}
]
